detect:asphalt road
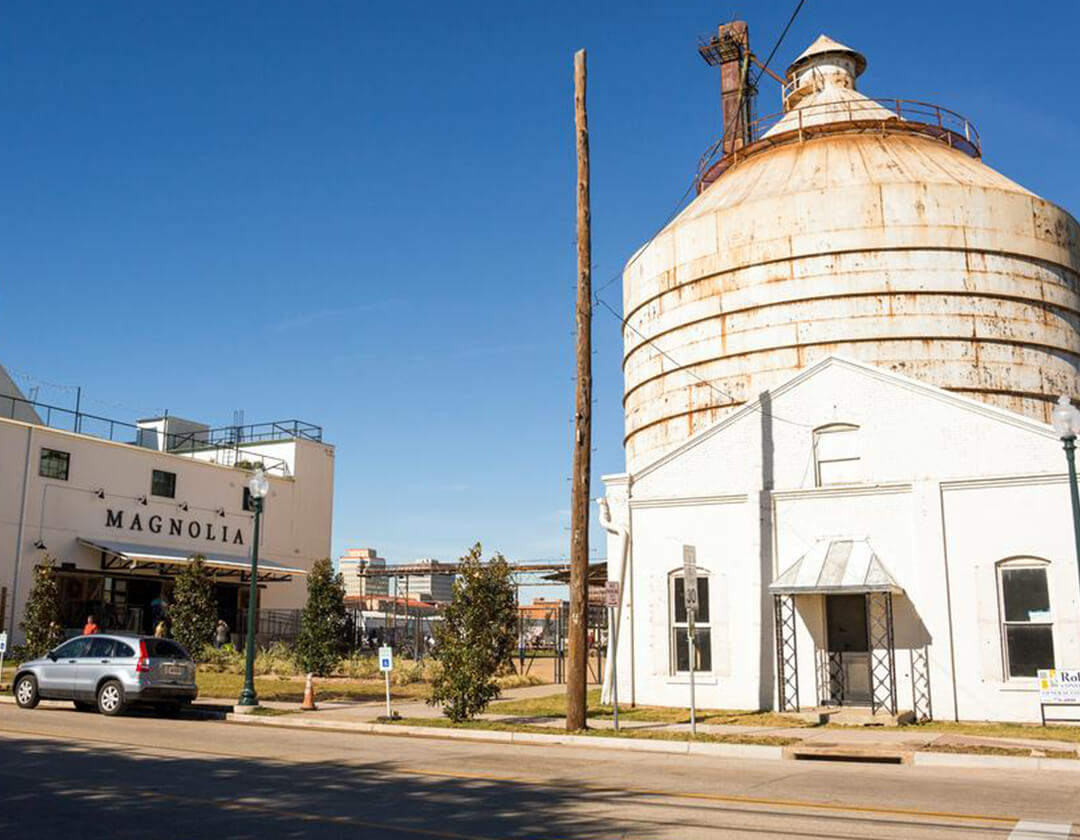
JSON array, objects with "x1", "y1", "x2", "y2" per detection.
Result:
[{"x1": 0, "y1": 704, "x2": 1078, "y2": 839}]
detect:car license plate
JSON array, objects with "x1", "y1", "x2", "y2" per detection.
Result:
[{"x1": 164, "y1": 664, "x2": 184, "y2": 678}]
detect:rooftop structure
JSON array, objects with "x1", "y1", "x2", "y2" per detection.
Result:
[{"x1": 0, "y1": 384, "x2": 321, "y2": 477}]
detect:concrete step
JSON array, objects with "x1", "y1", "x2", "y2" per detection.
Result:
[
  {"x1": 778, "y1": 706, "x2": 915, "y2": 726},
  {"x1": 785, "y1": 741, "x2": 912, "y2": 764}
]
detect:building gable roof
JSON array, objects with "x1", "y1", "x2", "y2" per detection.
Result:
[{"x1": 632, "y1": 355, "x2": 1058, "y2": 482}]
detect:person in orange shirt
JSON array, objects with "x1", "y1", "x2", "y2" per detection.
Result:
[{"x1": 82, "y1": 615, "x2": 99, "y2": 635}]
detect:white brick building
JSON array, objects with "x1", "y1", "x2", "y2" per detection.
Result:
[{"x1": 601, "y1": 357, "x2": 1080, "y2": 723}]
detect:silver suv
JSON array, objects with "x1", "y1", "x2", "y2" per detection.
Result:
[{"x1": 13, "y1": 634, "x2": 198, "y2": 716}]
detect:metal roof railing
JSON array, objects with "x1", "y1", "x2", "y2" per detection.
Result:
[
  {"x1": 0, "y1": 393, "x2": 321, "y2": 477},
  {"x1": 696, "y1": 96, "x2": 981, "y2": 192}
]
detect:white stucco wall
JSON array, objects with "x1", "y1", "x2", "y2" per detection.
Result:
[
  {"x1": 604, "y1": 356, "x2": 1080, "y2": 722},
  {"x1": 0, "y1": 417, "x2": 334, "y2": 642}
]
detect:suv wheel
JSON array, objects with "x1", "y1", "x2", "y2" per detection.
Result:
[
  {"x1": 14, "y1": 675, "x2": 39, "y2": 709},
  {"x1": 96, "y1": 680, "x2": 126, "y2": 716}
]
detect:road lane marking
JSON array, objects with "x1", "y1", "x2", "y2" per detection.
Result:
[
  {"x1": 0, "y1": 722, "x2": 1041, "y2": 830},
  {"x1": 1009, "y1": 822, "x2": 1074, "y2": 839},
  {"x1": 397, "y1": 767, "x2": 1018, "y2": 826}
]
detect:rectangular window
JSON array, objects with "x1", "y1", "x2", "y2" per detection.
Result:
[
  {"x1": 39, "y1": 448, "x2": 70, "y2": 480},
  {"x1": 671, "y1": 575, "x2": 711, "y2": 673},
  {"x1": 814, "y1": 425, "x2": 861, "y2": 486},
  {"x1": 1000, "y1": 565, "x2": 1054, "y2": 678},
  {"x1": 151, "y1": 469, "x2": 176, "y2": 498}
]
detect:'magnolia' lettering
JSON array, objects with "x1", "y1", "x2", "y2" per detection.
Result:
[{"x1": 104, "y1": 508, "x2": 244, "y2": 546}]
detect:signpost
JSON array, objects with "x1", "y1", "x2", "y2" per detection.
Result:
[
  {"x1": 604, "y1": 581, "x2": 621, "y2": 731},
  {"x1": 379, "y1": 645, "x2": 394, "y2": 719},
  {"x1": 1038, "y1": 669, "x2": 1080, "y2": 725},
  {"x1": 683, "y1": 545, "x2": 698, "y2": 737}
]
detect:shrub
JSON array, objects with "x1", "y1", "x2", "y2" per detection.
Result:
[
  {"x1": 20, "y1": 558, "x2": 63, "y2": 658},
  {"x1": 391, "y1": 659, "x2": 428, "y2": 686},
  {"x1": 339, "y1": 653, "x2": 380, "y2": 680},
  {"x1": 428, "y1": 543, "x2": 517, "y2": 722},
  {"x1": 255, "y1": 641, "x2": 299, "y2": 676},
  {"x1": 295, "y1": 558, "x2": 348, "y2": 676},
  {"x1": 199, "y1": 643, "x2": 242, "y2": 673},
  {"x1": 171, "y1": 556, "x2": 217, "y2": 659}
]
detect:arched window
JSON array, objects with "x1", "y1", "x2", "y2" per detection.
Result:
[
  {"x1": 998, "y1": 558, "x2": 1055, "y2": 679},
  {"x1": 813, "y1": 424, "x2": 861, "y2": 486},
  {"x1": 669, "y1": 569, "x2": 711, "y2": 674}
]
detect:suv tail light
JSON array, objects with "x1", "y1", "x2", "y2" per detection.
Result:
[{"x1": 135, "y1": 640, "x2": 151, "y2": 673}]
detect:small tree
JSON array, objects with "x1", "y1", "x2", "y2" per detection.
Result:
[
  {"x1": 429, "y1": 543, "x2": 517, "y2": 722},
  {"x1": 171, "y1": 555, "x2": 217, "y2": 658},
  {"x1": 20, "y1": 557, "x2": 63, "y2": 657},
  {"x1": 295, "y1": 557, "x2": 347, "y2": 676}
]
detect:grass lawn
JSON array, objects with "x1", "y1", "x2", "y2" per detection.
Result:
[
  {"x1": 898, "y1": 719, "x2": 1080, "y2": 744},
  {"x1": 489, "y1": 689, "x2": 804, "y2": 728},
  {"x1": 196, "y1": 671, "x2": 429, "y2": 703},
  {"x1": 388, "y1": 716, "x2": 799, "y2": 747}
]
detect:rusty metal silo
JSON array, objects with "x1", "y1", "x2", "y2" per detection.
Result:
[{"x1": 622, "y1": 33, "x2": 1080, "y2": 473}]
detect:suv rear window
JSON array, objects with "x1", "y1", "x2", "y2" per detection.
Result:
[{"x1": 145, "y1": 639, "x2": 191, "y2": 660}]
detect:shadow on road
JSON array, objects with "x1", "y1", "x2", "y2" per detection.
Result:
[{"x1": 0, "y1": 732, "x2": 636, "y2": 839}]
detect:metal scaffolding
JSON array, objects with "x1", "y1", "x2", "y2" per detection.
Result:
[
  {"x1": 773, "y1": 594, "x2": 800, "y2": 712},
  {"x1": 867, "y1": 591, "x2": 897, "y2": 716}
]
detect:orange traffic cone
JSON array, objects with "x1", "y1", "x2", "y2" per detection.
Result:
[{"x1": 301, "y1": 672, "x2": 317, "y2": 711}]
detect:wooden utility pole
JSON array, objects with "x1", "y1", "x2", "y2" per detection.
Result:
[{"x1": 567, "y1": 48, "x2": 591, "y2": 732}]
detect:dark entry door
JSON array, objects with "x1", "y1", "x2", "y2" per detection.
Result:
[
  {"x1": 825, "y1": 594, "x2": 870, "y2": 703},
  {"x1": 826, "y1": 595, "x2": 868, "y2": 652}
]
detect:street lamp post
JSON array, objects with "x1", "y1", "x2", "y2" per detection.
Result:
[
  {"x1": 238, "y1": 468, "x2": 270, "y2": 707},
  {"x1": 1051, "y1": 395, "x2": 1080, "y2": 596}
]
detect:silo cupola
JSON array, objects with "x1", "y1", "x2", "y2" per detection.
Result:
[{"x1": 783, "y1": 34, "x2": 867, "y2": 109}]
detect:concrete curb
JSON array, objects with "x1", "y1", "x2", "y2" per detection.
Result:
[
  {"x1": 223, "y1": 713, "x2": 1080, "y2": 771},
  {"x1": 223, "y1": 713, "x2": 785, "y2": 760},
  {"x1": 912, "y1": 751, "x2": 1080, "y2": 773}
]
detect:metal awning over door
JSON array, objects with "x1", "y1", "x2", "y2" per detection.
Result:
[
  {"x1": 769, "y1": 538, "x2": 904, "y2": 717},
  {"x1": 769, "y1": 538, "x2": 903, "y2": 596},
  {"x1": 77, "y1": 538, "x2": 305, "y2": 582}
]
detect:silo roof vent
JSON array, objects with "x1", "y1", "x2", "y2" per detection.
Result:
[
  {"x1": 788, "y1": 34, "x2": 867, "y2": 78},
  {"x1": 783, "y1": 34, "x2": 869, "y2": 111}
]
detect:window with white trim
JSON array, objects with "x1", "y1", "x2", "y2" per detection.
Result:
[
  {"x1": 813, "y1": 424, "x2": 860, "y2": 486},
  {"x1": 998, "y1": 560, "x2": 1055, "y2": 679},
  {"x1": 670, "y1": 571, "x2": 711, "y2": 673}
]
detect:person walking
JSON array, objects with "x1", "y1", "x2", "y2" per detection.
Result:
[
  {"x1": 214, "y1": 619, "x2": 230, "y2": 649},
  {"x1": 82, "y1": 615, "x2": 99, "y2": 635}
]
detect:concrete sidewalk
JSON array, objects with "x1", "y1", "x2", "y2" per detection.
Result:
[{"x1": 203, "y1": 684, "x2": 1080, "y2": 769}]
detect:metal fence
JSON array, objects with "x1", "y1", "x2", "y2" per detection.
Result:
[{"x1": 0, "y1": 392, "x2": 317, "y2": 477}]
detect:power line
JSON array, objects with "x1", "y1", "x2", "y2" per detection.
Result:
[
  {"x1": 592, "y1": 294, "x2": 813, "y2": 428},
  {"x1": 593, "y1": 175, "x2": 698, "y2": 299},
  {"x1": 753, "y1": 0, "x2": 807, "y2": 86},
  {"x1": 598, "y1": 1, "x2": 807, "y2": 301}
]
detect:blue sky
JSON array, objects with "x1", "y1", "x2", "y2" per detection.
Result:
[{"x1": 4, "y1": 1, "x2": 1080, "y2": 579}]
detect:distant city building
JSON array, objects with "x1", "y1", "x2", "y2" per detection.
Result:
[
  {"x1": 392, "y1": 558, "x2": 454, "y2": 604},
  {"x1": 519, "y1": 597, "x2": 567, "y2": 622},
  {"x1": 338, "y1": 548, "x2": 388, "y2": 599}
]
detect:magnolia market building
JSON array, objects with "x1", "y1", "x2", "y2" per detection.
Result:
[{"x1": 0, "y1": 372, "x2": 334, "y2": 644}]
